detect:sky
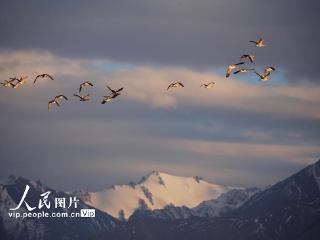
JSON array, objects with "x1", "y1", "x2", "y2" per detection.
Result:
[{"x1": 0, "y1": 0, "x2": 319, "y2": 191}]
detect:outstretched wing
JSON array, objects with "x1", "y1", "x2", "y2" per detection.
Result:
[
  {"x1": 254, "y1": 71, "x2": 263, "y2": 78},
  {"x1": 107, "y1": 85, "x2": 116, "y2": 94},
  {"x1": 34, "y1": 75, "x2": 40, "y2": 83},
  {"x1": 58, "y1": 95, "x2": 68, "y2": 100},
  {"x1": 45, "y1": 74, "x2": 54, "y2": 80},
  {"x1": 167, "y1": 83, "x2": 173, "y2": 90},
  {"x1": 116, "y1": 87, "x2": 124, "y2": 93},
  {"x1": 19, "y1": 76, "x2": 28, "y2": 81}
]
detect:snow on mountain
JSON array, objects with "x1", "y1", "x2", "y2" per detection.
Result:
[
  {"x1": 194, "y1": 187, "x2": 260, "y2": 217},
  {"x1": 2, "y1": 159, "x2": 320, "y2": 240},
  {"x1": 128, "y1": 187, "x2": 260, "y2": 221},
  {"x1": 84, "y1": 171, "x2": 234, "y2": 220},
  {"x1": 127, "y1": 159, "x2": 320, "y2": 240}
]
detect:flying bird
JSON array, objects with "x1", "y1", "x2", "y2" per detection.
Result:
[
  {"x1": 48, "y1": 99, "x2": 60, "y2": 109},
  {"x1": 240, "y1": 54, "x2": 255, "y2": 63},
  {"x1": 233, "y1": 68, "x2": 255, "y2": 75},
  {"x1": 0, "y1": 80, "x2": 15, "y2": 88},
  {"x1": 79, "y1": 81, "x2": 93, "y2": 92},
  {"x1": 34, "y1": 73, "x2": 54, "y2": 84},
  {"x1": 1, "y1": 77, "x2": 26, "y2": 89},
  {"x1": 200, "y1": 82, "x2": 216, "y2": 89},
  {"x1": 264, "y1": 66, "x2": 275, "y2": 75},
  {"x1": 74, "y1": 94, "x2": 90, "y2": 101},
  {"x1": 102, "y1": 86, "x2": 124, "y2": 103},
  {"x1": 226, "y1": 62, "x2": 245, "y2": 78},
  {"x1": 254, "y1": 71, "x2": 271, "y2": 81},
  {"x1": 167, "y1": 82, "x2": 184, "y2": 90},
  {"x1": 0, "y1": 77, "x2": 22, "y2": 88},
  {"x1": 249, "y1": 38, "x2": 266, "y2": 48},
  {"x1": 48, "y1": 95, "x2": 68, "y2": 109},
  {"x1": 107, "y1": 85, "x2": 124, "y2": 97}
]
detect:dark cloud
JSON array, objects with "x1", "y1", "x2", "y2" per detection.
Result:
[
  {"x1": 0, "y1": 0, "x2": 319, "y2": 82},
  {"x1": 1, "y1": 93, "x2": 319, "y2": 190}
]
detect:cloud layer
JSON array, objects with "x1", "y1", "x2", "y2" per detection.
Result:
[{"x1": 0, "y1": 50, "x2": 319, "y2": 190}]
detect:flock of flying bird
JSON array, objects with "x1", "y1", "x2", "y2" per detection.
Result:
[
  {"x1": 0, "y1": 73, "x2": 125, "y2": 109},
  {"x1": 1, "y1": 37, "x2": 275, "y2": 109},
  {"x1": 226, "y1": 37, "x2": 275, "y2": 81},
  {"x1": 167, "y1": 37, "x2": 276, "y2": 90}
]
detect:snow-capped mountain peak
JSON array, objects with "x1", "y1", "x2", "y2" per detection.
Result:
[{"x1": 84, "y1": 171, "x2": 234, "y2": 220}]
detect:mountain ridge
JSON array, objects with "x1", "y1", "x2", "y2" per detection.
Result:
[
  {"x1": 126, "y1": 159, "x2": 320, "y2": 240},
  {"x1": 1, "y1": 159, "x2": 320, "y2": 240}
]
